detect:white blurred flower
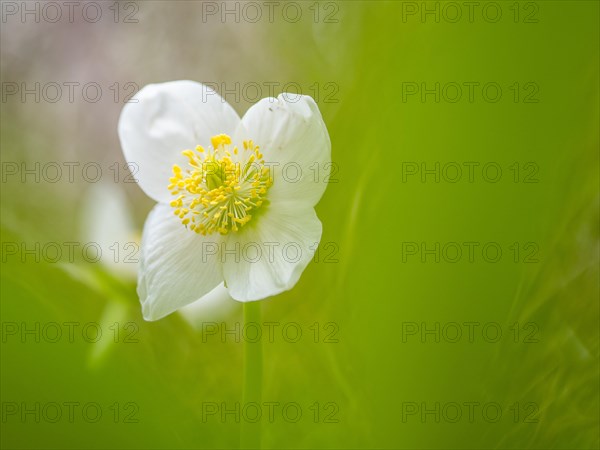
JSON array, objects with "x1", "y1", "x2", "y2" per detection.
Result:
[
  {"x1": 80, "y1": 182, "x2": 138, "y2": 279},
  {"x1": 118, "y1": 80, "x2": 331, "y2": 321}
]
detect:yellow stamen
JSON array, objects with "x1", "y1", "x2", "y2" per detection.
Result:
[{"x1": 167, "y1": 134, "x2": 272, "y2": 235}]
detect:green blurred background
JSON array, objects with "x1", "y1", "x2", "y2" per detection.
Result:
[{"x1": 1, "y1": 1, "x2": 598, "y2": 448}]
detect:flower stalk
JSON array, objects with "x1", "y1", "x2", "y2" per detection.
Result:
[{"x1": 241, "y1": 301, "x2": 262, "y2": 449}]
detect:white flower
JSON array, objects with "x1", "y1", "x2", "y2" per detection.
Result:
[
  {"x1": 80, "y1": 182, "x2": 138, "y2": 280},
  {"x1": 118, "y1": 80, "x2": 331, "y2": 321}
]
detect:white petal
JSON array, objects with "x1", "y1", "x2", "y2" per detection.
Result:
[
  {"x1": 222, "y1": 205, "x2": 322, "y2": 302},
  {"x1": 118, "y1": 81, "x2": 240, "y2": 203},
  {"x1": 138, "y1": 203, "x2": 224, "y2": 321},
  {"x1": 234, "y1": 94, "x2": 331, "y2": 208}
]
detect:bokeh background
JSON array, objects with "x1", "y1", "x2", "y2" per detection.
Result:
[{"x1": 1, "y1": 1, "x2": 599, "y2": 448}]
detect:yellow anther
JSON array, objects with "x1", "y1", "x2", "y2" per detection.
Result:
[
  {"x1": 167, "y1": 134, "x2": 271, "y2": 235},
  {"x1": 211, "y1": 134, "x2": 232, "y2": 149}
]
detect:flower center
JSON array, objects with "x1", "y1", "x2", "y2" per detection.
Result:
[{"x1": 168, "y1": 134, "x2": 272, "y2": 235}]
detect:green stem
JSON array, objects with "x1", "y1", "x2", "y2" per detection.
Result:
[{"x1": 240, "y1": 301, "x2": 262, "y2": 449}]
